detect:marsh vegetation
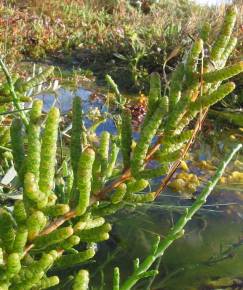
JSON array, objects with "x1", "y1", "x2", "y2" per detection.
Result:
[{"x1": 0, "y1": 1, "x2": 242, "y2": 289}]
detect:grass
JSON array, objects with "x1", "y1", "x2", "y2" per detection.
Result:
[{"x1": 0, "y1": 1, "x2": 242, "y2": 82}]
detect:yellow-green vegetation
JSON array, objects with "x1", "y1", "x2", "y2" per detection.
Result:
[
  {"x1": 220, "y1": 170, "x2": 243, "y2": 184},
  {"x1": 0, "y1": 5, "x2": 242, "y2": 290},
  {"x1": 169, "y1": 172, "x2": 200, "y2": 197}
]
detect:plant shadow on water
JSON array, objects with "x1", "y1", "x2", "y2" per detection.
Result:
[{"x1": 39, "y1": 84, "x2": 243, "y2": 290}]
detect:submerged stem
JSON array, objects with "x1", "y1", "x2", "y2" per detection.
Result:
[{"x1": 120, "y1": 143, "x2": 242, "y2": 290}]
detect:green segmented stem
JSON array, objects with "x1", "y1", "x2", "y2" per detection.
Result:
[
  {"x1": 10, "y1": 118, "x2": 25, "y2": 183},
  {"x1": 13, "y1": 200, "x2": 27, "y2": 224},
  {"x1": 81, "y1": 131, "x2": 88, "y2": 147},
  {"x1": 107, "y1": 141, "x2": 119, "y2": 178},
  {"x1": 190, "y1": 82, "x2": 235, "y2": 112},
  {"x1": 163, "y1": 130, "x2": 193, "y2": 145},
  {"x1": 72, "y1": 270, "x2": 89, "y2": 290},
  {"x1": 55, "y1": 249, "x2": 95, "y2": 269},
  {"x1": 75, "y1": 147, "x2": 95, "y2": 215},
  {"x1": 92, "y1": 202, "x2": 124, "y2": 217},
  {"x1": 16, "y1": 251, "x2": 58, "y2": 289},
  {"x1": 76, "y1": 223, "x2": 112, "y2": 242},
  {"x1": 0, "y1": 210, "x2": 15, "y2": 253},
  {"x1": 210, "y1": 6, "x2": 237, "y2": 63},
  {"x1": 12, "y1": 226, "x2": 28, "y2": 254},
  {"x1": 143, "y1": 73, "x2": 163, "y2": 128},
  {"x1": 173, "y1": 110, "x2": 198, "y2": 135},
  {"x1": 19, "y1": 254, "x2": 35, "y2": 266},
  {"x1": 6, "y1": 253, "x2": 21, "y2": 278},
  {"x1": 44, "y1": 193, "x2": 57, "y2": 208},
  {"x1": 78, "y1": 222, "x2": 111, "y2": 235},
  {"x1": 13, "y1": 271, "x2": 45, "y2": 290},
  {"x1": 113, "y1": 267, "x2": 120, "y2": 290},
  {"x1": 43, "y1": 204, "x2": 70, "y2": 217},
  {"x1": 74, "y1": 217, "x2": 105, "y2": 231},
  {"x1": 186, "y1": 39, "x2": 203, "y2": 73},
  {"x1": 125, "y1": 192, "x2": 155, "y2": 203},
  {"x1": 39, "y1": 107, "x2": 60, "y2": 195},
  {"x1": 35, "y1": 226, "x2": 73, "y2": 248},
  {"x1": 159, "y1": 141, "x2": 186, "y2": 156},
  {"x1": 121, "y1": 108, "x2": 132, "y2": 169},
  {"x1": 27, "y1": 211, "x2": 47, "y2": 240},
  {"x1": 71, "y1": 96, "x2": 82, "y2": 178},
  {"x1": 65, "y1": 167, "x2": 74, "y2": 203},
  {"x1": 0, "y1": 58, "x2": 29, "y2": 126},
  {"x1": 155, "y1": 149, "x2": 181, "y2": 163},
  {"x1": 91, "y1": 154, "x2": 102, "y2": 194},
  {"x1": 111, "y1": 183, "x2": 127, "y2": 204},
  {"x1": 73, "y1": 215, "x2": 89, "y2": 231},
  {"x1": 26, "y1": 99, "x2": 42, "y2": 181},
  {"x1": 136, "y1": 166, "x2": 168, "y2": 179},
  {"x1": 147, "y1": 73, "x2": 161, "y2": 115},
  {"x1": 99, "y1": 131, "x2": 110, "y2": 179},
  {"x1": 165, "y1": 94, "x2": 190, "y2": 133},
  {"x1": 21, "y1": 66, "x2": 54, "y2": 92},
  {"x1": 38, "y1": 276, "x2": 59, "y2": 289},
  {"x1": 203, "y1": 62, "x2": 243, "y2": 83},
  {"x1": 220, "y1": 36, "x2": 237, "y2": 66},
  {"x1": 105, "y1": 74, "x2": 122, "y2": 100},
  {"x1": 131, "y1": 97, "x2": 168, "y2": 179},
  {"x1": 60, "y1": 235, "x2": 80, "y2": 250},
  {"x1": 169, "y1": 64, "x2": 184, "y2": 109},
  {"x1": 83, "y1": 218, "x2": 105, "y2": 230},
  {"x1": 24, "y1": 172, "x2": 47, "y2": 208},
  {"x1": 127, "y1": 179, "x2": 149, "y2": 193},
  {"x1": 200, "y1": 22, "x2": 211, "y2": 42}
]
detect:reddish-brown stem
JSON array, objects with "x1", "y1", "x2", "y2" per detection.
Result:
[
  {"x1": 155, "y1": 109, "x2": 208, "y2": 197},
  {"x1": 145, "y1": 135, "x2": 163, "y2": 161},
  {"x1": 40, "y1": 210, "x2": 76, "y2": 236},
  {"x1": 92, "y1": 169, "x2": 131, "y2": 202},
  {"x1": 24, "y1": 210, "x2": 76, "y2": 256}
]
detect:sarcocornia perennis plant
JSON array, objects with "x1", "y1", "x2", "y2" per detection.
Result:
[{"x1": 0, "y1": 6, "x2": 242, "y2": 290}]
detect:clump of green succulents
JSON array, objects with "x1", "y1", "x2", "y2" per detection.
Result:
[{"x1": 0, "y1": 6, "x2": 242, "y2": 290}]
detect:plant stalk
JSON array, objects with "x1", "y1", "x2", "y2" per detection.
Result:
[
  {"x1": 120, "y1": 143, "x2": 242, "y2": 290},
  {"x1": 0, "y1": 58, "x2": 29, "y2": 127}
]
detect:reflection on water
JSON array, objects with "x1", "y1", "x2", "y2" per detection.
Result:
[
  {"x1": 37, "y1": 87, "x2": 92, "y2": 113},
  {"x1": 37, "y1": 85, "x2": 117, "y2": 136}
]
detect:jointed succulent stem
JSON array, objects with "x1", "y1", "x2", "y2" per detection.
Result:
[{"x1": 0, "y1": 6, "x2": 242, "y2": 290}]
